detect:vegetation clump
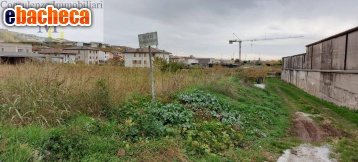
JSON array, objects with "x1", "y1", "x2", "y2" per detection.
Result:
[{"x1": 0, "y1": 64, "x2": 298, "y2": 161}]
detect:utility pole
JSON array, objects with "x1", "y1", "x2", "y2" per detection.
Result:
[{"x1": 148, "y1": 46, "x2": 155, "y2": 103}]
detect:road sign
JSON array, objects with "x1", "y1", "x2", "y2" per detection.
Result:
[
  {"x1": 138, "y1": 31, "x2": 158, "y2": 103},
  {"x1": 138, "y1": 32, "x2": 158, "y2": 48}
]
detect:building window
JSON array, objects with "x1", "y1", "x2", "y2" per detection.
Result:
[
  {"x1": 1, "y1": 48, "x2": 3, "y2": 51},
  {"x1": 90, "y1": 51, "x2": 91, "y2": 53},
  {"x1": 144, "y1": 60, "x2": 147, "y2": 64},
  {"x1": 132, "y1": 60, "x2": 137, "y2": 64},
  {"x1": 78, "y1": 50, "x2": 80, "y2": 54},
  {"x1": 90, "y1": 56, "x2": 92, "y2": 59},
  {"x1": 18, "y1": 49, "x2": 23, "y2": 52},
  {"x1": 138, "y1": 60, "x2": 141, "y2": 64},
  {"x1": 144, "y1": 54, "x2": 146, "y2": 57},
  {"x1": 26, "y1": 49, "x2": 29, "y2": 52},
  {"x1": 134, "y1": 53, "x2": 136, "y2": 57},
  {"x1": 139, "y1": 53, "x2": 141, "y2": 57}
]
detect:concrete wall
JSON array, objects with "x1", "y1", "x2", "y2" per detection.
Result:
[
  {"x1": 282, "y1": 69, "x2": 358, "y2": 110},
  {"x1": 281, "y1": 27, "x2": 358, "y2": 110}
]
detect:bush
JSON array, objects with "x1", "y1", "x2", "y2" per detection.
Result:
[
  {"x1": 184, "y1": 121, "x2": 243, "y2": 154},
  {"x1": 116, "y1": 102, "x2": 195, "y2": 141},
  {"x1": 148, "y1": 102, "x2": 194, "y2": 128},
  {"x1": 178, "y1": 89, "x2": 242, "y2": 126},
  {"x1": 154, "y1": 57, "x2": 184, "y2": 73},
  {"x1": 178, "y1": 89, "x2": 229, "y2": 113}
]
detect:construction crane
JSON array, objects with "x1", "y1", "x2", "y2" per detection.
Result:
[{"x1": 229, "y1": 33, "x2": 303, "y2": 65}]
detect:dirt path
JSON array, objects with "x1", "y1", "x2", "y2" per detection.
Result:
[
  {"x1": 270, "y1": 81, "x2": 348, "y2": 162},
  {"x1": 277, "y1": 112, "x2": 339, "y2": 162}
]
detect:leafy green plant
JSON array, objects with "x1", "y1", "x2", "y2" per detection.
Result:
[
  {"x1": 178, "y1": 89, "x2": 228, "y2": 112},
  {"x1": 178, "y1": 90, "x2": 242, "y2": 125},
  {"x1": 184, "y1": 121, "x2": 243, "y2": 154},
  {"x1": 116, "y1": 102, "x2": 195, "y2": 141},
  {"x1": 93, "y1": 79, "x2": 111, "y2": 118},
  {"x1": 148, "y1": 102, "x2": 194, "y2": 128}
]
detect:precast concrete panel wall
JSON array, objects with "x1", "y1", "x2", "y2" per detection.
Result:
[
  {"x1": 347, "y1": 31, "x2": 358, "y2": 70},
  {"x1": 281, "y1": 26, "x2": 358, "y2": 110},
  {"x1": 332, "y1": 35, "x2": 346, "y2": 70}
]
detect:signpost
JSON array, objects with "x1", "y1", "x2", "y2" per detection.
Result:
[{"x1": 138, "y1": 32, "x2": 158, "y2": 103}]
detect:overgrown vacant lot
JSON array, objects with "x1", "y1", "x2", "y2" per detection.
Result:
[{"x1": 0, "y1": 64, "x2": 357, "y2": 161}]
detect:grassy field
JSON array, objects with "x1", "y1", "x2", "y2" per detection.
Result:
[
  {"x1": 268, "y1": 78, "x2": 358, "y2": 161},
  {"x1": 0, "y1": 64, "x2": 357, "y2": 161}
]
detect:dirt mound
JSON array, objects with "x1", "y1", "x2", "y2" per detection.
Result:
[
  {"x1": 292, "y1": 112, "x2": 344, "y2": 143},
  {"x1": 292, "y1": 112, "x2": 323, "y2": 142}
]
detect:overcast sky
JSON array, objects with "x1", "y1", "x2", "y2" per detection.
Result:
[
  {"x1": 0, "y1": 0, "x2": 357, "y2": 60},
  {"x1": 104, "y1": 0, "x2": 358, "y2": 60}
]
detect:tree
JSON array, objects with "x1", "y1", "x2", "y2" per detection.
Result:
[
  {"x1": 108, "y1": 57, "x2": 124, "y2": 66},
  {"x1": 154, "y1": 57, "x2": 183, "y2": 73}
]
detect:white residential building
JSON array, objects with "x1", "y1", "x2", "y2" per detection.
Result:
[
  {"x1": 169, "y1": 55, "x2": 200, "y2": 66},
  {"x1": 184, "y1": 58, "x2": 199, "y2": 65},
  {"x1": 98, "y1": 50, "x2": 110, "y2": 64},
  {"x1": 64, "y1": 46, "x2": 99, "y2": 64},
  {"x1": 123, "y1": 47, "x2": 171, "y2": 67},
  {"x1": 196, "y1": 58, "x2": 215, "y2": 67}
]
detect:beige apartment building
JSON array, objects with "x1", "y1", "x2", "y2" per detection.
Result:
[
  {"x1": 0, "y1": 43, "x2": 45, "y2": 64},
  {"x1": 0, "y1": 43, "x2": 32, "y2": 53},
  {"x1": 64, "y1": 46, "x2": 99, "y2": 64}
]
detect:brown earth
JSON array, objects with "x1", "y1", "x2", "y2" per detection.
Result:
[{"x1": 292, "y1": 112, "x2": 344, "y2": 143}]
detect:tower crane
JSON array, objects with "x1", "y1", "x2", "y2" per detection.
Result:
[{"x1": 229, "y1": 33, "x2": 303, "y2": 65}]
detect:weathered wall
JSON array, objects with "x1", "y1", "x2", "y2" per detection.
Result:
[{"x1": 281, "y1": 27, "x2": 358, "y2": 110}]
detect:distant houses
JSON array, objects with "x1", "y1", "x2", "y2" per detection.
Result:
[
  {"x1": 38, "y1": 48, "x2": 77, "y2": 64},
  {"x1": 169, "y1": 55, "x2": 216, "y2": 67},
  {"x1": 123, "y1": 47, "x2": 171, "y2": 67},
  {"x1": 0, "y1": 42, "x2": 220, "y2": 67}
]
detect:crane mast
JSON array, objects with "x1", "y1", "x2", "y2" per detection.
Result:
[{"x1": 229, "y1": 34, "x2": 303, "y2": 65}]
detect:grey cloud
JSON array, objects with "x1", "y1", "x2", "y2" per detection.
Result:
[{"x1": 104, "y1": 0, "x2": 358, "y2": 60}]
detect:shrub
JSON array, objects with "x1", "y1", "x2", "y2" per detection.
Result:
[
  {"x1": 148, "y1": 102, "x2": 194, "y2": 128},
  {"x1": 116, "y1": 102, "x2": 194, "y2": 141},
  {"x1": 178, "y1": 90, "x2": 243, "y2": 130},
  {"x1": 93, "y1": 79, "x2": 111, "y2": 118},
  {"x1": 178, "y1": 89, "x2": 229, "y2": 113},
  {"x1": 184, "y1": 121, "x2": 243, "y2": 154}
]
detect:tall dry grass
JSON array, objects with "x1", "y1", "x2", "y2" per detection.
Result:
[{"x1": 0, "y1": 63, "x2": 236, "y2": 126}]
